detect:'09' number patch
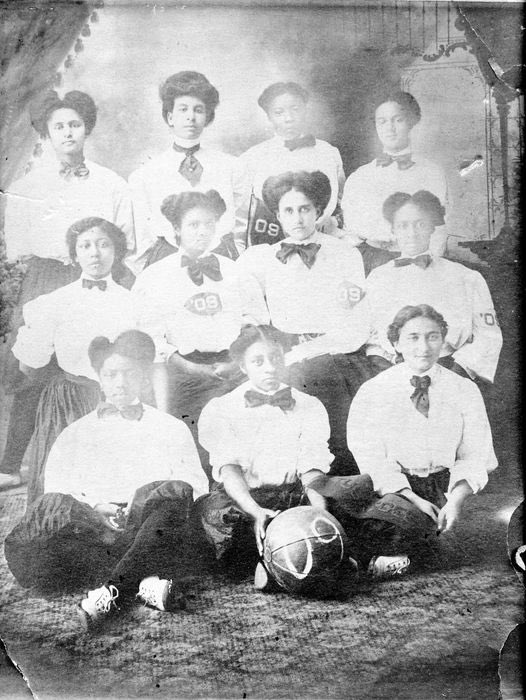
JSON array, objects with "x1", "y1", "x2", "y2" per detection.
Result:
[
  {"x1": 185, "y1": 292, "x2": 223, "y2": 316},
  {"x1": 337, "y1": 281, "x2": 364, "y2": 309}
]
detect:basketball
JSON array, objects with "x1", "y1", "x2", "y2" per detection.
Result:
[{"x1": 262, "y1": 506, "x2": 350, "y2": 595}]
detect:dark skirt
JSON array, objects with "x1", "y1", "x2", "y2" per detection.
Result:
[
  {"x1": 2, "y1": 256, "x2": 80, "y2": 391},
  {"x1": 26, "y1": 372, "x2": 100, "y2": 505}
]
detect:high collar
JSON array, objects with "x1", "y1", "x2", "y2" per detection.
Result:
[
  {"x1": 398, "y1": 361, "x2": 440, "y2": 382},
  {"x1": 80, "y1": 272, "x2": 114, "y2": 284},
  {"x1": 246, "y1": 380, "x2": 287, "y2": 396},
  {"x1": 283, "y1": 230, "x2": 321, "y2": 246},
  {"x1": 383, "y1": 145, "x2": 412, "y2": 157},
  {"x1": 396, "y1": 249, "x2": 433, "y2": 260},
  {"x1": 173, "y1": 136, "x2": 201, "y2": 149}
]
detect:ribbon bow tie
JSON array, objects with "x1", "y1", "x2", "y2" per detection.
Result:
[
  {"x1": 409, "y1": 375, "x2": 431, "y2": 418},
  {"x1": 394, "y1": 254, "x2": 432, "y2": 270},
  {"x1": 276, "y1": 241, "x2": 320, "y2": 269},
  {"x1": 59, "y1": 161, "x2": 90, "y2": 179},
  {"x1": 97, "y1": 402, "x2": 144, "y2": 421},
  {"x1": 173, "y1": 143, "x2": 203, "y2": 186},
  {"x1": 376, "y1": 153, "x2": 415, "y2": 171},
  {"x1": 284, "y1": 134, "x2": 316, "y2": 151},
  {"x1": 181, "y1": 254, "x2": 222, "y2": 286},
  {"x1": 244, "y1": 387, "x2": 296, "y2": 412},
  {"x1": 82, "y1": 278, "x2": 107, "y2": 291}
]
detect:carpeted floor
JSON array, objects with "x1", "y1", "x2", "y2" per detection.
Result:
[{"x1": 0, "y1": 460, "x2": 523, "y2": 700}]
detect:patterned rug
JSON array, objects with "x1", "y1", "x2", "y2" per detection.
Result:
[{"x1": 0, "y1": 467, "x2": 523, "y2": 700}]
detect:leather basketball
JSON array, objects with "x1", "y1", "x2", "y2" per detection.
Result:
[{"x1": 262, "y1": 506, "x2": 349, "y2": 594}]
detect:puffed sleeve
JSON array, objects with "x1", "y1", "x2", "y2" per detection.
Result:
[
  {"x1": 44, "y1": 421, "x2": 85, "y2": 498},
  {"x1": 12, "y1": 293, "x2": 57, "y2": 368},
  {"x1": 347, "y1": 381, "x2": 411, "y2": 496},
  {"x1": 2, "y1": 181, "x2": 32, "y2": 260},
  {"x1": 452, "y1": 269, "x2": 502, "y2": 383},
  {"x1": 235, "y1": 245, "x2": 272, "y2": 326},
  {"x1": 111, "y1": 175, "x2": 136, "y2": 254},
  {"x1": 448, "y1": 380, "x2": 497, "y2": 494},
  {"x1": 198, "y1": 397, "x2": 242, "y2": 483},
  {"x1": 341, "y1": 168, "x2": 371, "y2": 242},
  {"x1": 296, "y1": 396, "x2": 333, "y2": 475},
  {"x1": 128, "y1": 166, "x2": 155, "y2": 260},
  {"x1": 230, "y1": 156, "x2": 251, "y2": 241}
]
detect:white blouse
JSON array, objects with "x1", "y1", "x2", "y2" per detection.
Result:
[
  {"x1": 199, "y1": 382, "x2": 333, "y2": 487},
  {"x1": 347, "y1": 362, "x2": 497, "y2": 497},
  {"x1": 44, "y1": 404, "x2": 208, "y2": 506},
  {"x1": 3, "y1": 159, "x2": 135, "y2": 262},
  {"x1": 128, "y1": 146, "x2": 250, "y2": 260}
]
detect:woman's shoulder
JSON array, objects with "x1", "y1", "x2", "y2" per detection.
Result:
[{"x1": 85, "y1": 160, "x2": 128, "y2": 186}]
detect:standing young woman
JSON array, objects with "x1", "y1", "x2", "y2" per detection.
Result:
[
  {"x1": 133, "y1": 190, "x2": 247, "y2": 480},
  {"x1": 129, "y1": 71, "x2": 249, "y2": 267},
  {"x1": 240, "y1": 81, "x2": 345, "y2": 245},
  {"x1": 341, "y1": 91, "x2": 448, "y2": 274},
  {"x1": 12, "y1": 218, "x2": 160, "y2": 502},
  {"x1": 0, "y1": 90, "x2": 134, "y2": 489},
  {"x1": 237, "y1": 170, "x2": 371, "y2": 476}
]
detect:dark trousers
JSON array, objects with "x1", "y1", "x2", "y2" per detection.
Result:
[
  {"x1": 196, "y1": 475, "x2": 375, "y2": 578},
  {"x1": 4, "y1": 480, "x2": 203, "y2": 599},
  {"x1": 349, "y1": 470, "x2": 450, "y2": 565},
  {"x1": 288, "y1": 351, "x2": 373, "y2": 476}
]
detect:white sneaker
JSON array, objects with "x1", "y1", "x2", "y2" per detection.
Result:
[
  {"x1": 78, "y1": 584, "x2": 119, "y2": 630},
  {"x1": 368, "y1": 555, "x2": 410, "y2": 579},
  {"x1": 137, "y1": 575, "x2": 179, "y2": 612}
]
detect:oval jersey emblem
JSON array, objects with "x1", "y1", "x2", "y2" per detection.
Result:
[
  {"x1": 184, "y1": 292, "x2": 223, "y2": 316},
  {"x1": 337, "y1": 281, "x2": 364, "y2": 309}
]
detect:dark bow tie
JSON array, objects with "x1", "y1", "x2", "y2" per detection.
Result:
[
  {"x1": 394, "y1": 254, "x2": 432, "y2": 270},
  {"x1": 181, "y1": 254, "x2": 222, "y2": 286},
  {"x1": 376, "y1": 152, "x2": 415, "y2": 171},
  {"x1": 284, "y1": 134, "x2": 316, "y2": 151},
  {"x1": 59, "y1": 161, "x2": 90, "y2": 179},
  {"x1": 244, "y1": 386, "x2": 296, "y2": 412},
  {"x1": 173, "y1": 142, "x2": 202, "y2": 186},
  {"x1": 410, "y1": 375, "x2": 431, "y2": 418},
  {"x1": 276, "y1": 241, "x2": 320, "y2": 269},
  {"x1": 97, "y1": 402, "x2": 144, "y2": 421},
  {"x1": 82, "y1": 278, "x2": 107, "y2": 291}
]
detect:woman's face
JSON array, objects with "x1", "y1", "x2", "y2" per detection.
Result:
[
  {"x1": 75, "y1": 226, "x2": 116, "y2": 279},
  {"x1": 375, "y1": 101, "x2": 412, "y2": 153},
  {"x1": 167, "y1": 95, "x2": 207, "y2": 141},
  {"x1": 98, "y1": 354, "x2": 145, "y2": 410},
  {"x1": 267, "y1": 93, "x2": 307, "y2": 141},
  {"x1": 241, "y1": 340, "x2": 284, "y2": 393},
  {"x1": 394, "y1": 316, "x2": 444, "y2": 374},
  {"x1": 392, "y1": 202, "x2": 434, "y2": 257},
  {"x1": 47, "y1": 108, "x2": 86, "y2": 160},
  {"x1": 276, "y1": 189, "x2": 318, "y2": 241},
  {"x1": 178, "y1": 206, "x2": 217, "y2": 257}
]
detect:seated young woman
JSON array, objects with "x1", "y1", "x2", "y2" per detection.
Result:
[
  {"x1": 346, "y1": 304, "x2": 497, "y2": 577},
  {"x1": 341, "y1": 91, "x2": 448, "y2": 274},
  {"x1": 236, "y1": 170, "x2": 372, "y2": 475},
  {"x1": 133, "y1": 190, "x2": 250, "y2": 479},
  {"x1": 240, "y1": 81, "x2": 345, "y2": 244},
  {"x1": 5, "y1": 330, "x2": 208, "y2": 631},
  {"x1": 11, "y1": 217, "x2": 164, "y2": 503},
  {"x1": 0, "y1": 89, "x2": 134, "y2": 491},
  {"x1": 128, "y1": 71, "x2": 249, "y2": 267},
  {"x1": 197, "y1": 324, "x2": 374, "y2": 588},
  {"x1": 365, "y1": 190, "x2": 502, "y2": 385}
]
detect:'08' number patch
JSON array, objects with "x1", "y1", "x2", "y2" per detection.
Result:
[
  {"x1": 185, "y1": 292, "x2": 223, "y2": 316},
  {"x1": 337, "y1": 281, "x2": 364, "y2": 309}
]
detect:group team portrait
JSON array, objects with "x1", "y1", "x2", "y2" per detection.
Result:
[{"x1": 0, "y1": 1, "x2": 523, "y2": 698}]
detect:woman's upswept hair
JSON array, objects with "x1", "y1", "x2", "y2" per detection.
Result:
[
  {"x1": 161, "y1": 190, "x2": 226, "y2": 230},
  {"x1": 262, "y1": 170, "x2": 331, "y2": 215},
  {"x1": 382, "y1": 190, "x2": 446, "y2": 227},
  {"x1": 229, "y1": 325, "x2": 287, "y2": 366},
  {"x1": 30, "y1": 90, "x2": 97, "y2": 138},
  {"x1": 258, "y1": 81, "x2": 309, "y2": 113},
  {"x1": 387, "y1": 304, "x2": 448, "y2": 346},
  {"x1": 66, "y1": 217, "x2": 128, "y2": 264},
  {"x1": 160, "y1": 71, "x2": 219, "y2": 125},
  {"x1": 88, "y1": 330, "x2": 156, "y2": 374},
  {"x1": 374, "y1": 90, "x2": 421, "y2": 126}
]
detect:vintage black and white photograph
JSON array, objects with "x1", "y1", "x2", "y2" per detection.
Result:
[{"x1": 0, "y1": 0, "x2": 523, "y2": 697}]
